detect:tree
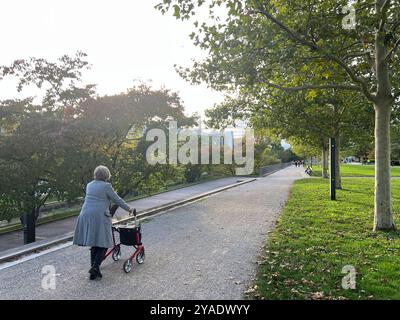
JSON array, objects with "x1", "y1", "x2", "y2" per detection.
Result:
[
  {"x1": 0, "y1": 52, "x2": 94, "y2": 243},
  {"x1": 254, "y1": 88, "x2": 374, "y2": 185},
  {"x1": 204, "y1": 88, "x2": 374, "y2": 185},
  {"x1": 157, "y1": 0, "x2": 400, "y2": 230},
  {"x1": 205, "y1": 102, "x2": 295, "y2": 171},
  {"x1": 288, "y1": 138, "x2": 320, "y2": 161},
  {"x1": 0, "y1": 53, "x2": 199, "y2": 245},
  {"x1": 62, "y1": 84, "x2": 197, "y2": 214}
]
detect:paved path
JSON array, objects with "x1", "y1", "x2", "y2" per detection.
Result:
[
  {"x1": 0, "y1": 177, "x2": 244, "y2": 253},
  {"x1": 0, "y1": 166, "x2": 306, "y2": 300}
]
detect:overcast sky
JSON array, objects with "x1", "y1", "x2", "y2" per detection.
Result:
[{"x1": 0, "y1": 0, "x2": 226, "y2": 117}]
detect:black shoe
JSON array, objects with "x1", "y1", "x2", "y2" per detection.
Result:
[
  {"x1": 96, "y1": 268, "x2": 103, "y2": 278},
  {"x1": 89, "y1": 273, "x2": 97, "y2": 280},
  {"x1": 89, "y1": 266, "x2": 102, "y2": 279}
]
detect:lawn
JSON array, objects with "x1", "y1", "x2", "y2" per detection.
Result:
[
  {"x1": 251, "y1": 178, "x2": 400, "y2": 300},
  {"x1": 311, "y1": 164, "x2": 400, "y2": 177}
]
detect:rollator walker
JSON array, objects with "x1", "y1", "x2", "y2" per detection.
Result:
[{"x1": 103, "y1": 209, "x2": 145, "y2": 273}]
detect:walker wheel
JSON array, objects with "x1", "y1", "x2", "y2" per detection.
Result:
[
  {"x1": 123, "y1": 259, "x2": 133, "y2": 273},
  {"x1": 112, "y1": 245, "x2": 121, "y2": 261},
  {"x1": 136, "y1": 249, "x2": 145, "y2": 264}
]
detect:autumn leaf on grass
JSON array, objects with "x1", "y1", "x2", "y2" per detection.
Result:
[
  {"x1": 301, "y1": 278, "x2": 315, "y2": 286},
  {"x1": 308, "y1": 292, "x2": 325, "y2": 300},
  {"x1": 283, "y1": 279, "x2": 297, "y2": 286},
  {"x1": 290, "y1": 288, "x2": 302, "y2": 295},
  {"x1": 244, "y1": 285, "x2": 258, "y2": 295}
]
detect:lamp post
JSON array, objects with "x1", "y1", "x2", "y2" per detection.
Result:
[
  {"x1": 330, "y1": 137, "x2": 336, "y2": 201},
  {"x1": 23, "y1": 212, "x2": 36, "y2": 244}
]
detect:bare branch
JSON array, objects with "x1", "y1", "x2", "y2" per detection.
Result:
[
  {"x1": 259, "y1": 81, "x2": 361, "y2": 93},
  {"x1": 390, "y1": 19, "x2": 400, "y2": 33},
  {"x1": 251, "y1": 8, "x2": 318, "y2": 51},
  {"x1": 339, "y1": 41, "x2": 363, "y2": 53},
  {"x1": 377, "y1": 0, "x2": 391, "y2": 32},
  {"x1": 250, "y1": 7, "x2": 376, "y2": 102},
  {"x1": 382, "y1": 0, "x2": 391, "y2": 12},
  {"x1": 385, "y1": 37, "x2": 400, "y2": 61},
  {"x1": 343, "y1": 51, "x2": 371, "y2": 61}
]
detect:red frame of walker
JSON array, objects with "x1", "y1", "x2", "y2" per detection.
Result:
[{"x1": 103, "y1": 216, "x2": 144, "y2": 264}]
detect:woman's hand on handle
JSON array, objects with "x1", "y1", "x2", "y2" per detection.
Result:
[{"x1": 129, "y1": 208, "x2": 136, "y2": 216}]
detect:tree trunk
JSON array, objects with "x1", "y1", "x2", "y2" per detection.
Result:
[
  {"x1": 322, "y1": 143, "x2": 329, "y2": 179},
  {"x1": 372, "y1": 6, "x2": 396, "y2": 231},
  {"x1": 332, "y1": 103, "x2": 342, "y2": 189},
  {"x1": 374, "y1": 104, "x2": 395, "y2": 231},
  {"x1": 23, "y1": 209, "x2": 36, "y2": 244},
  {"x1": 334, "y1": 134, "x2": 342, "y2": 189}
]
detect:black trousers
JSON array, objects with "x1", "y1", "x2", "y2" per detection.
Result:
[{"x1": 90, "y1": 247, "x2": 107, "y2": 268}]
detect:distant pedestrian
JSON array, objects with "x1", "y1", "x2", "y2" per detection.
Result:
[{"x1": 73, "y1": 165, "x2": 134, "y2": 280}]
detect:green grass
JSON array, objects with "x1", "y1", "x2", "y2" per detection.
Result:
[
  {"x1": 311, "y1": 164, "x2": 400, "y2": 177},
  {"x1": 251, "y1": 178, "x2": 400, "y2": 300}
]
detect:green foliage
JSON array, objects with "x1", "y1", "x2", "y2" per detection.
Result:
[
  {"x1": 184, "y1": 164, "x2": 204, "y2": 183},
  {"x1": 0, "y1": 52, "x2": 94, "y2": 220},
  {"x1": 204, "y1": 95, "x2": 250, "y2": 129},
  {"x1": 158, "y1": 0, "x2": 400, "y2": 229},
  {"x1": 254, "y1": 136, "x2": 289, "y2": 170},
  {"x1": 0, "y1": 55, "x2": 203, "y2": 222},
  {"x1": 156, "y1": 0, "x2": 399, "y2": 156}
]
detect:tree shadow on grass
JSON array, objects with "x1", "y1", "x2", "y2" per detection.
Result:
[
  {"x1": 339, "y1": 188, "x2": 372, "y2": 196},
  {"x1": 369, "y1": 229, "x2": 400, "y2": 240}
]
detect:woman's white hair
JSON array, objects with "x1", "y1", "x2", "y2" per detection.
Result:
[{"x1": 94, "y1": 165, "x2": 111, "y2": 181}]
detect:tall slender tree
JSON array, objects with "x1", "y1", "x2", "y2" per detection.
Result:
[{"x1": 157, "y1": 0, "x2": 400, "y2": 230}]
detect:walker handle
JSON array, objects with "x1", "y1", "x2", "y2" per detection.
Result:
[
  {"x1": 129, "y1": 208, "x2": 138, "y2": 226},
  {"x1": 134, "y1": 210, "x2": 140, "y2": 228}
]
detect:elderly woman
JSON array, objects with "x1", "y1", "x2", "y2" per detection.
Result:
[{"x1": 73, "y1": 165, "x2": 134, "y2": 280}]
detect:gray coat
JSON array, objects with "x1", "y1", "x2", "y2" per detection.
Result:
[{"x1": 73, "y1": 180, "x2": 130, "y2": 248}]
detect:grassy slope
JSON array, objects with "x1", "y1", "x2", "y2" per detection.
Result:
[
  {"x1": 311, "y1": 164, "x2": 400, "y2": 177},
  {"x1": 252, "y1": 178, "x2": 400, "y2": 300}
]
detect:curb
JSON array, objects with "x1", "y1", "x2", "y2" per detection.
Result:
[
  {"x1": 0, "y1": 178, "x2": 256, "y2": 264},
  {"x1": 261, "y1": 165, "x2": 291, "y2": 177},
  {"x1": 0, "y1": 176, "x2": 231, "y2": 234}
]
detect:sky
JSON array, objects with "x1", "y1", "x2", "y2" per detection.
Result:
[{"x1": 0, "y1": 0, "x2": 226, "y2": 117}]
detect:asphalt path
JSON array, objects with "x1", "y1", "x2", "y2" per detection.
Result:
[
  {"x1": 0, "y1": 177, "x2": 243, "y2": 252},
  {"x1": 0, "y1": 166, "x2": 306, "y2": 300}
]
